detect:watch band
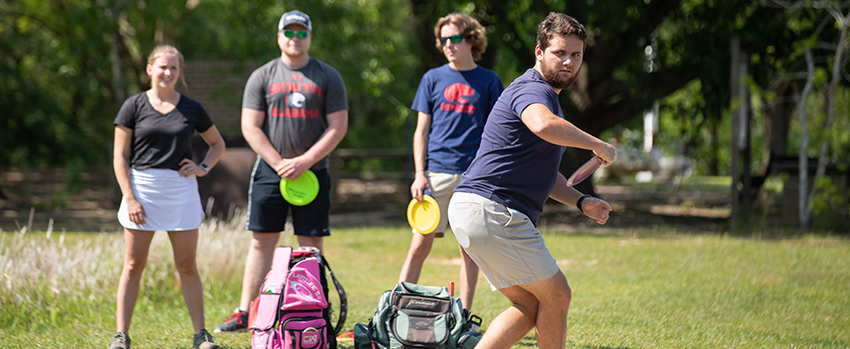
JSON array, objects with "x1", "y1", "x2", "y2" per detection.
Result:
[
  {"x1": 199, "y1": 163, "x2": 210, "y2": 173},
  {"x1": 576, "y1": 195, "x2": 592, "y2": 213}
]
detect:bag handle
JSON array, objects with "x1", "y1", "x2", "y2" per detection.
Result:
[{"x1": 322, "y1": 255, "x2": 348, "y2": 335}]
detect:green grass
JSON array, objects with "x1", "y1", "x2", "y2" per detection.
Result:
[{"x1": 2, "y1": 220, "x2": 849, "y2": 348}]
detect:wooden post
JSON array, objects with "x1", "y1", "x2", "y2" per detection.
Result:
[{"x1": 329, "y1": 151, "x2": 341, "y2": 210}]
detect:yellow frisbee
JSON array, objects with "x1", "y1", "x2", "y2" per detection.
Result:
[
  {"x1": 279, "y1": 170, "x2": 319, "y2": 206},
  {"x1": 407, "y1": 195, "x2": 440, "y2": 235}
]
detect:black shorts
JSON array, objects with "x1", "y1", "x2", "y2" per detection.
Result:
[{"x1": 246, "y1": 158, "x2": 331, "y2": 237}]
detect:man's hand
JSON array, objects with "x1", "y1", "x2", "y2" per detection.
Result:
[
  {"x1": 595, "y1": 142, "x2": 617, "y2": 166},
  {"x1": 582, "y1": 197, "x2": 613, "y2": 225},
  {"x1": 410, "y1": 172, "x2": 431, "y2": 201},
  {"x1": 278, "y1": 155, "x2": 313, "y2": 180}
]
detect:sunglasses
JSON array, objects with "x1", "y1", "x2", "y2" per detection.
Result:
[
  {"x1": 439, "y1": 34, "x2": 468, "y2": 45},
  {"x1": 282, "y1": 29, "x2": 310, "y2": 39}
]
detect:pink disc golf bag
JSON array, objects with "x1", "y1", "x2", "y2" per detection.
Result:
[{"x1": 250, "y1": 246, "x2": 347, "y2": 349}]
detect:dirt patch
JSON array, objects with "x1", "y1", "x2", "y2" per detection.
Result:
[{"x1": 0, "y1": 168, "x2": 730, "y2": 233}]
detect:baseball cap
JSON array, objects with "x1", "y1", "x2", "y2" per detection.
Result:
[{"x1": 278, "y1": 10, "x2": 312, "y2": 31}]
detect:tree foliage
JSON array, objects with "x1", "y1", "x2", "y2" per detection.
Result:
[
  {"x1": 1, "y1": 0, "x2": 422, "y2": 169},
  {"x1": 2, "y1": 0, "x2": 849, "y2": 193},
  {"x1": 1, "y1": 0, "x2": 115, "y2": 167}
]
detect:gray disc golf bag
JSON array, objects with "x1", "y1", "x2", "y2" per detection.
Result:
[{"x1": 353, "y1": 282, "x2": 482, "y2": 349}]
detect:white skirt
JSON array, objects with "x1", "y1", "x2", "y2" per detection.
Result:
[{"x1": 117, "y1": 168, "x2": 205, "y2": 231}]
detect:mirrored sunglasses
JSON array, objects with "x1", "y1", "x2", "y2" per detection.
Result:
[
  {"x1": 283, "y1": 29, "x2": 310, "y2": 39},
  {"x1": 439, "y1": 34, "x2": 468, "y2": 45}
]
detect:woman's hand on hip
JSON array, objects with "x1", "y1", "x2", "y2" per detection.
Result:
[{"x1": 178, "y1": 158, "x2": 206, "y2": 177}]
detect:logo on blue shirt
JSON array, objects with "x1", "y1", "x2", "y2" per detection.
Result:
[{"x1": 440, "y1": 83, "x2": 476, "y2": 114}]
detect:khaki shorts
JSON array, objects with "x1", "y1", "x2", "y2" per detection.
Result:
[
  {"x1": 413, "y1": 171, "x2": 462, "y2": 237},
  {"x1": 448, "y1": 192, "x2": 560, "y2": 290}
]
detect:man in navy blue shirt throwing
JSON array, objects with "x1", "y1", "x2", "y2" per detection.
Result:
[{"x1": 448, "y1": 13, "x2": 616, "y2": 349}]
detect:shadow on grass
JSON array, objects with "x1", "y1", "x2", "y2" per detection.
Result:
[{"x1": 516, "y1": 335, "x2": 633, "y2": 349}]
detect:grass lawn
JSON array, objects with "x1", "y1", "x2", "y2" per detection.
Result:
[{"x1": 1, "y1": 219, "x2": 848, "y2": 348}]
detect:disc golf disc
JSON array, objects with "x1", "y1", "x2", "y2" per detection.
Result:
[
  {"x1": 567, "y1": 156, "x2": 603, "y2": 187},
  {"x1": 407, "y1": 195, "x2": 440, "y2": 235},
  {"x1": 279, "y1": 170, "x2": 319, "y2": 206}
]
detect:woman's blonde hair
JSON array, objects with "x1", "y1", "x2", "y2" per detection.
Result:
[
  {"x1": 433, "y1": 13, "x2": 488, "y2": 61},
  {"x1": 147, "y1": 45, "x2": 188, "y2": 90}
]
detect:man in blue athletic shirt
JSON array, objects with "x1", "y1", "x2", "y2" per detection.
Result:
[
  {"x1": 448, "y1": 13, "x2": 616, "y2": 349},
  {"x1": 399, "y1": 12, "x2": 503, "y2": 315}
]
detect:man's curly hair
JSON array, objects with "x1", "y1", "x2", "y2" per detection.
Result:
[
  {"x1": 537, "y1": 12, "x2": 587, "y2": 51},
  {"x1": 433, "y1": 13, "x2": 488, "y2": 61}
]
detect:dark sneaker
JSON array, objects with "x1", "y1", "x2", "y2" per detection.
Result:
[
  {"x1": 108, "y1": 331, "x2": 131, "y2": 349},
  {"x1": 213, "y1": 309, "x2": 249, "y2": 333},
  {"x1": 193, "y1": 329, "x2": 221, "y2": 349}
]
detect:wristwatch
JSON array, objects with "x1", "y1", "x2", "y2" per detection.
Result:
[
  {"x1": 199, "y1": 163, "x2": 210, "y2": 173},
  {"x1": 576, "y1": 195, "x2": 592, "y2": 213}
]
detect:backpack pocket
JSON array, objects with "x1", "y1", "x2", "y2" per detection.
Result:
[
  {"x1": 390, "y1": 294, "x2": 453, "y2": 347},
  {"x1": 456, "y1": 329, "x2": 482, "y2": 349},
  {"x1": 253, "y1": 292, "x2": 282, "y2": 331},
  {"x1": 252, "y1": 328, "x2": 283, "y2": 349},
  {"x1": 252, "y1": 246, "x2": 293, "y2": 332},
  {"x1": 282, "y1": 257, "x2": 329, "y2": 310},
  {"x1": 281, "y1": 316, "x2": 328, "y2": 349},
  {"x1": 353, "y1": 323, "x2": 382, "y2": 349}
]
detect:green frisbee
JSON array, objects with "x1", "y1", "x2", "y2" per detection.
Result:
[{"x1": 279, "y1": 170, "x2": 319, "y2": 206}]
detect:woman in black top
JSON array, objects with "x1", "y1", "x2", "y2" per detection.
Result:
[{"x1": 110, "y1": 45, "x2": 224, "y2": 349}]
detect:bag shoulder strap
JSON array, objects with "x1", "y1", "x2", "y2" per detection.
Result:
[{"x1": 321, "y1": 255, "x2": 347, "y2": 335}]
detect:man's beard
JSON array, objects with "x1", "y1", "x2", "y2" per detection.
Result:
[{"x1": 541, "y1": 63, "x2": 577, "y2": 90}]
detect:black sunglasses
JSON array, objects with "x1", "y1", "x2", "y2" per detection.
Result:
[
  {"x1": 439, "y1": 34, "x2": 468, "y2": 45},
  {"x1": 282, "y1": 29, "x2": 310, "y2": 39}
]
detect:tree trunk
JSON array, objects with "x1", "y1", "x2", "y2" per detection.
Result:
[
  {"x1": 798, "y1": 48, "x2": 815, "y2": 232},
  {"x1": 758, "y1": 82, "x2": 795, "y2": 176},
  {"x1": 109, "y1": 33, "x2": 127, "y2": 104},
  {"x1": 808, "y1": 11, "x2": 849, "y2": 213},
  {"x1": 731, "y1": 36, "x2": 753, "y2": 230},
  {"x1": 406, "y1": 0, "x2": 447, "y2": 74}
]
